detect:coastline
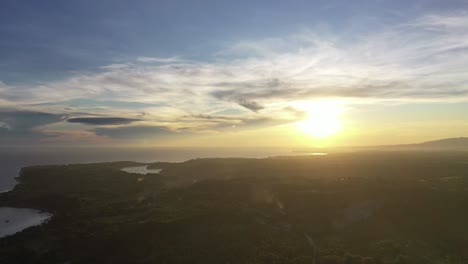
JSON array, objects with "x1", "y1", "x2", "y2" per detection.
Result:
[
  {"x1": 0, "y1": 167, "x2": 53, "y2": 238},
  {"x1": 0, "y1": 207, "x2": 52, "y2": 238}
]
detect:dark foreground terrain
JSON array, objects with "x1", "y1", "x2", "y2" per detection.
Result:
[{"x1": 1, "y1": 151, "x2": 468, "y2": 264}]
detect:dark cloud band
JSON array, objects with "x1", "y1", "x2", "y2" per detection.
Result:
[{"x1": 67, "y1": 117, "x2": 140, "y2": 125}]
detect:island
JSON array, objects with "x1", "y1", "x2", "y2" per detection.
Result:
[{"x1": 1, "y1": 151, "x2": 468, "y2": 264}]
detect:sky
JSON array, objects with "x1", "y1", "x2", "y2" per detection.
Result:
[{"x1": 1, "y1": 0, "x2": 468, "y2": 148}]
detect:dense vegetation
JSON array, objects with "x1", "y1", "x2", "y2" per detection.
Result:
[{"x1": 1, "y1": 151, "x2": 468, "y2": 263}]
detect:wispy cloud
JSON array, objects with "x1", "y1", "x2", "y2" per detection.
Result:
[
  {"x1": 5, "y1": 12, "x2": 468, "y2": 106},
  {"x1": 1, "y1": 11, "x2": 468, "y2": 143},
  {"x1": 136, "y1": 56, "x2": 185, "y2": 63},
  {"x1": 93, "y1": 125, "x2": 176, "y2": 139},
  {"x1": 41, "y1": 130, "x2": 112, "y2": 144}
]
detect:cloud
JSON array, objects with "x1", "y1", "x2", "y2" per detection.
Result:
[
  {"x1": 67, "y1": 117, "x2": 141, "y2": 125},
  {"x1": 187, "y1": 114, "x2": 292, "y2": 131},
  {"x1": 41, "y1": 130, "x2": 112, "y2": 143},
  {"x1": 2, "y1": 11, "x2": 468, "y2": 145},
  {"x1": 136, "y1": 56, "x2": 184, "y2": 63},
  {"x1": 5, "y1": 11, "x2": 467, "y2": 109},
  {"x1": 0, "y1": 121, "x2": 11, "y2": 131},
  {"x1": 221, "y1": 117, "x2": 283, "y2": 130},
  {"x1": 99, "y1": 64, "x2": 132, "y2": 70},
  {"x1": 0, "y1": 110, "x2": 66, "y2": 134},
  {"x1": 93, "y1": 125, "x2": 176, "y2": 139},
  {"x1": 238, "y1": 100, "x2": 264, "y2": 112},
  {"x1": 0, "y1": 110, "x2": 66, "y2": 144},
  {"x1": 62, "y1": 98, "x2": 163, "y2": 109}
]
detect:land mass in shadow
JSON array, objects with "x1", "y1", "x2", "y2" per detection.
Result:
[{"x1": 1, "y1": 151, "x2": 468, "y2": 264}]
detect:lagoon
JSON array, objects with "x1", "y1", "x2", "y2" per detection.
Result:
[
  {"x1": 0, "y1": 207, "x2": 51, "y2": 238},
  {"x1": 121, "y1": 165, "x2": 162, "y2": 175}
]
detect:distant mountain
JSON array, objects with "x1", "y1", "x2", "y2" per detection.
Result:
[
  {"x1": 295, "y1": 138, "x2": 468, "y2": 153},
  {"x1": 367, "y1": 137, "x2": 468, "y2": 150},
  {"x1": 413, "y1": 137, "x2": 468, "y2": 149},
  {"x1": 344, "y1": 137, "x2": 468, "y2": 151}
]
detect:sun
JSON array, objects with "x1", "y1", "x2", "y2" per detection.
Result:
[{"x1": 297, "y1": 101, "x2": 343, "y2": 138}]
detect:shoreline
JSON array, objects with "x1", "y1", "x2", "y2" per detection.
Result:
[
  {"x1": 0, "y1": 207, "x2": 52, "y2": 238},
  {"x1": 0, "y1": 162, "x2": 161, "y2": 239}
]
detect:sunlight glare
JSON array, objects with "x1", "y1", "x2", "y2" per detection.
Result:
[{"x1": 297, "y1": 101, "x2": 344, "y2": 138}]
